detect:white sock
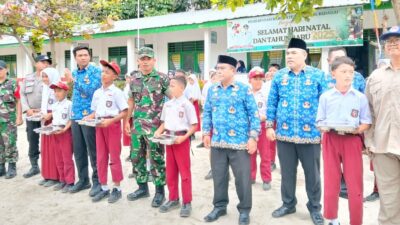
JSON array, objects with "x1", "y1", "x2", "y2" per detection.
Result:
[
  {"x1": 330, "y1": 218, "x2": 339, "y2": 225},
  {"x1": 101, "y1": 185, "x2": 109, "y2": 191}
]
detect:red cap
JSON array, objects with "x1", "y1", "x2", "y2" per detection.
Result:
[
  {"x1": 50, "y1": 81, "x2": 69, "y2": 91},
  {"x1": 100, "y1": 59, "x2": 121, "y2": 75},
  {"x1": 248, "y1": 69, "x2": 265, "y2": 79}
]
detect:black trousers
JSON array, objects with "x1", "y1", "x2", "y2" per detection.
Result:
[
  {"x1": 71, "y1": 121, "x2": 98, "y2": 184},
  {"x1": 211, "y1": 147, "x2": 252, "y2": 213},
  {"x1": 26, "y1": 120, "x2": 41, "y2": 163},
  {"x1": 277, "y1": 141, "x2": 322, "y2": 212}
]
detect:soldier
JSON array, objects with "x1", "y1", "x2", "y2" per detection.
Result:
[
  {"x1": 64, "y1": 46, "x2": 102, "y2": 196},
  {"x1": 20, "y1": 55, "x2": 52, "y2": 178},
  {"x1": 124, "y1": 47, "x2": 169, "y2": 208},
  {"x1": 0, "y1": 60, "x2": 23, "y2": 179}
]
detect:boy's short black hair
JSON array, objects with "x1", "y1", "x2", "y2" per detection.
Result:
[
  {"x1": 331, "y1": 56, "x2": 355, "y2": 71},
  {"x1": 270, "y1": 63, "x2": 281, "y2": 70},
  {"x1": 171, "y1": 75, "x2": 187, "y2": 88},
  {"x1": 73, "y1": 46, "x2": 91, "y2": 57}
]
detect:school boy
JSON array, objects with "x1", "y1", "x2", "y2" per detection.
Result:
[
  {"x1": 50, "y1": 81, "x2": 75, "y2": 193},
  {"x1": 85, "y1": 60, "x2": 128, "y2": 203},
  {"x1": 316, "y1": 56, "x2": 371, "y2": 225},
  {"x1": 248, "y1": 66, "x2": 272, "y2": 191},
  {"x1": 154, "y1": 75, "x2": 198, "y2": 217}
]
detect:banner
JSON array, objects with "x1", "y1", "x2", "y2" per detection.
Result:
[{"x1": 227, "y1": 6, "x2": 363, "y2": 53}]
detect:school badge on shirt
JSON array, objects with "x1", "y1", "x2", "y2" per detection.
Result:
[
  {"x1": 179, "y1": 111, "x2": 184, "y2": 118},
  {"x1": 62, "y1": 113, "x2": 68, "y2": 119},
  {"x1": 351, "y1": 109, "x2": 359, "y2": 118},
  {"x1": 48, "y1": 99, "x2": 54, "y2": 105},
  {"x1": 106, "y1": 100, "x2": 113, "y2": 108},
  {"x1": 258, "y1": 102, "x2": 263, "y2": 108}
]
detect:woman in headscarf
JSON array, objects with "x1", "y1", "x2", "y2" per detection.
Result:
[
  {"x1": 186, "y1": 74, "x2": 202, "y2": 132},
  {"x1": 39, "y1": 67, "x2": 61, "y2": 187}
]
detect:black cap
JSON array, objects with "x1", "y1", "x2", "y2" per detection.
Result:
[
  {"x1": 0, "y1": 60, "x2": 7, "y2": 69},
  {"x1": 288, "y1": 38, "x2": 307, "y2": 51},
  {"x1": 217, "y1": 55, "x2": 237, "y2": 68},
  {"x1": 35, "y1": 55, "x2": 52, "y2": 64}
]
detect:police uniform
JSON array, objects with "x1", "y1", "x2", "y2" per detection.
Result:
[
  {"x1": 0, "y1": 60, "x2": 21, "y2": 178},
  {"x1": 160, "y1": 95, "x2": 197, "y2": 205},
  {"x1": 20, "y1": 71, "x2": 43, "y2": 174},
  {"x1": 91, "y1": 84, "x2": 128, "y2": 187},
  {"x1": 316, "y1": 87, "x2": 371, "y2": 225},
  {"x1": 51, "y1": 82, "x2": 75, "y2": 186}
]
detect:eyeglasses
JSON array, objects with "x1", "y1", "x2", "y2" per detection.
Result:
[{"x1": 384, "y1": 38, "x2": 400, "y2": 45}]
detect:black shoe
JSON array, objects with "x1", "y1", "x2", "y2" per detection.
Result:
[
  {"x1": 43, "y1": 180, "x2": 58, "y2": 187},
  {"x1": 272, "y1": 206, "x2": 296, "y2": 218},
  {"x1": 89, "y1": 183, "x2": 102, "y2": 197},
  {"x1": 239, "y1": 213, "x2": 250, "y2": 225},
  {"x1": 108, "y1": 188, "x2": 122, "y2": 203},
  {"x1": 180, "y1": 203, "x2": 192, "y2": 217},
  {"x1": 151, "y1": 186, "x2": 165, "y2": 208},
  {"x1": 364, "y1": 191, "x2": 379, "y2": 202},
  {"x1": 204, "y1": 208, "x2": 227, "y2": 222},
  {"x1": 53, "y1": 182, "x2": 66, "y2": 191},
  {"x1": 328, "y1": 222, "x2": 340, "y2": 225},
  {"x1": 70, "y1": 181, "x2": 91, "y2": 193},
  {"x1": 0, "y1": 164, "x2": 5, "y2": 177},
  {"x1": 339, "y1": 191, "x2": 348, "y2": 199},
  {"x1": 127, "y1": 183, "x2": 150, "y2": 201},
  {"x1": 38, "y1": 179, "x2": 48, "y2": 186},
  {"x1": 159, "y1": 200, "x2": 180, "y2": 213},
  {"x1": 5, "y1": 163, "x2": 16, "y2": 179},
  {"x1": 204, "y1": 170, "x2": 213, "y2": 180},
  {"x1": 61, "y1": 184, "x2": 73, "y2": 193},
  {"x1": 23, "y1": 166, "x2": 40, "y2": 178},
  {"x1": 251, "y1": 180, "x2": 255, "y2": 185},
  {"x1": 197, "y1": 142, "x2": 205, "y2": 148},
  {"x1": 262, "y1": 182, "x2": 271, "y2": 191},
  {"x1": 310, "y1": 212, "x2": 324, "y2": 225},
  {"x1": 92, "y1": 189, "x2": 110, "y2": 202}
]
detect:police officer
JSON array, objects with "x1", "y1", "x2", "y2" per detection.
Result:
[{"x1": 20, "y1": 55, "x2": 51, "y2": 178}]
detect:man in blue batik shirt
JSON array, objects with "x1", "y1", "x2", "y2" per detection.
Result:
[
  {"x1": 65, "y1": 46, "x2": 102, "y2": 196},
  {"x1": 266, "y1": 38, "x2": 325, "y2": 225},
  {"x1": 202, "y1": 55, "x2": 260, "y2": 225},
  {"x1": 325, "y1": 47, "x2": 366, "y2": 93}
]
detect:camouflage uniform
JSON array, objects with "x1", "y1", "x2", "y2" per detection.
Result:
[
  {"x1": 0, "y1": 79, "x2": 18, "y2": 163},
  {"x1": 129, "y1": 69, "x2": 169, "y2": 186}
]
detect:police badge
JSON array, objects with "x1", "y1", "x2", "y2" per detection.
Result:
[{"x1": 106, "y1": 100, "x2": 113, "y2": 108}]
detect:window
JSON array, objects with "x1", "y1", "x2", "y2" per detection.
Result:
[
  {"x1": 65, "y1": 50, "x2": 71, "y2": 69},
  {"x1": 0, "y1": 55, "x2": 17, "y2": 78},
  {"x1": 247, "y1": 51, "x2": 285, "y2": 71},
  {"x1": 108, "y1": 46, "x2": 127, "y2": 78},
  {"x1": 168, "y1": 41, "x2": 204, "y2": 74}
]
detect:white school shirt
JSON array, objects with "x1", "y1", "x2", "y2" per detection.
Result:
[
  {"x1": 253, "y1": 89, "x2": 268, "y2": 118},
  {"x1": 41, "y1": 88, "x2": 56, "y2": 114},
  {"x1": 91, "y1": 84, "x2": 128, "y2": 118},
  {"x1": 52, "y1": 98, "x2": 72, "y2": 126},
  {"x1": 160, "y1": 95, "x2": 198, "y2": 132}
]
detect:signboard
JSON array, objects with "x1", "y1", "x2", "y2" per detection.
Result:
[{"x1": 227, "y1": 6, "x2": 363, "y2": 53}]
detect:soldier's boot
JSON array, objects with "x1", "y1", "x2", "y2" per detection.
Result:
[
  {"x1": 0, "y1": 163, "x2": 5, "y2": 177},
  {"x1": 127, "y1": 183, "x2": 150, "y2": 201},
  {"x1": 23, "y1": 159, "x2": 40, "y2": 178},
  {"x1": 5, "y1": 163, "x2": 16, "y2": 179},
  {"x1": 151, "y1": 185, "x2": 165, "y2": 208}
]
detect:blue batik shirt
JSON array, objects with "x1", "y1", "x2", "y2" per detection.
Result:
[
  {"x1": 202, "y1": 81, "x2": 261, "y2": 150},
  {"x1": 71, "y1": 64, "x2": 102, "y2": 120},
  {"x1": 325, "y1": 71, "x2": 366, "y2": 92},
  {"x1": 266, "y1": 66, "x2": 326, "y2": 144}
]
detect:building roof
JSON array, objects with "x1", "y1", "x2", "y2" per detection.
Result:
[{"x1": 0, "y1": 0, "x2": 374, "y2": 46}]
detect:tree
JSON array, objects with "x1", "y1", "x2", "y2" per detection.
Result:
[{"x1": 0, "y1": 0, "x2": 120, "y2": 66}]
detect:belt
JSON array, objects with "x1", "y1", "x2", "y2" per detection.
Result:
[
  {"x1": 165, "y1": 130, "x2": 187, "y2": 136},
  {"x1": 97, "y1": 116, "x2": 114, "y2": 119},
  {"x1": 329, "y1": 130, "x2": 358, "y2": 136}
]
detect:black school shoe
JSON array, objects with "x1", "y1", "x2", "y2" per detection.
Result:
[
  {"x1": 53, "y1": 182, "x2": 66, "y2": 191},
  {"x1": 108, "y1": 188, "x2": 122, "y2": 203},
  {"x1": 364, "y1": 192, "x2": 379, "y2": 202},
  {"x1": 310, "y1": 212, "x2": 324, "y2": 225},
  {"x1": 92, "y1": 189, "x2": 110, "y2": 202}
]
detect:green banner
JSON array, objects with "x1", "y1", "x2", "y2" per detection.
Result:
[{"x1": 227, "y1": 6, "x2": 363, "y2": 53}]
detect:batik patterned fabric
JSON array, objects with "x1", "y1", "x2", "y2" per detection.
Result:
[
  {"x1": 71, "y1": 64, "x2": 102, "y2": 120},
  {"x1": 202, "y1": 81, "x2": 261, "y2": 150},
  {"x1": 266, "y1": 66, "x2": 326, "y2": 144}
]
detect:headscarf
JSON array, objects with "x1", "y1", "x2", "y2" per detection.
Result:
[
  {"x1": 40, "y1": 67, "x2": 61, "y2": 114},
  {"x1": 185, "y1": 74, "x2": 202, "y2": 101}
]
